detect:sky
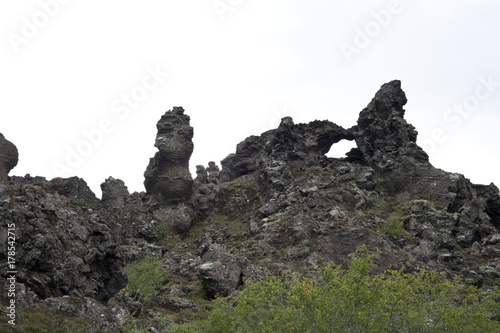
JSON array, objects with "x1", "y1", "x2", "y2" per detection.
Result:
[{"x1": 1, "y1": 0, "x2": 499, "y2": 196}]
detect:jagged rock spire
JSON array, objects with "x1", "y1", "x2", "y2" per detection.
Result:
[
  {"x1": 144, "y1": 107, "x2": 194, "y2": 203},
  {"x1": 353, "y1": 80, "x2": 428, "y2": 169}
]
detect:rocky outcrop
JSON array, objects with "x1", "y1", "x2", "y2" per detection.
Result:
[
  {"x1": 101, "y1": 177, "x2": 129, "y2": 209},
  {"x1": 50, "y1": 176, "x2": 102, "y2": 210},
  {"x1": 353, "y1": 80, "x2": 428, "y2": 167},
  {"x1": 207, "y1": 161, "x2": 220, "y2": 184},
  {"x1": 194, "y1": 165, "x2": 208, "y2": 184},
  {"x1": 220, "y1": 116, "x2": 354, "y2": 185},
  {"x1": 194, "y1": 162, "x2": 220, "y2": 185},
  {"x1": 144, "y1": 107, "x2": 194, "y2": 203},
  {"x1": 3, "y1": 81, "x2": 500, "y2": 331},
  {"x1": 152, "y1": 203, "x2": 193, "y2": 235},
  {"x1": 0, "y1": 176, "x2": 127, "y2": 303},
  {"x1": 0, "y1": 133, "x2": 18, "y2": 183}
]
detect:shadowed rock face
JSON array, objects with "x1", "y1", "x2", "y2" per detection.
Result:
[
  {"x1": 144, "y1": 107, "x2": 194, "y2": 203},
  {"x1": 0, "y1": 133, "x2": 18, "y2": 183}
]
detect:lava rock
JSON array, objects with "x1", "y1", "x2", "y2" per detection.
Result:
[
  {"x1": 144, "y1": 107, "x2": 194, "y2": 203},
  {"x1": 101, "y1": 177, "x2": 129, "y2": 209},
  {"x1": 50, "y1": 176, "x2": 102, "y2": 210},
  {"x1": 198, "y1": 244, "x2": 249, "y2": 298},
  {"x1": 0, "y1": 178, "x2": 127, "y2": 303},
  {"x1": 0, "y1": 133, "x2": 18, "y2": 183}
]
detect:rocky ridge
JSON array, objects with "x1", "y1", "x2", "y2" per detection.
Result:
[{"x1": 1, "y1": 80, "x2": 499, "y2": 331}]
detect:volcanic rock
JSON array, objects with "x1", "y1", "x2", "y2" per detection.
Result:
[
  {"x1": 353, "y1": 80, "x2": 428, "y2": 167},
  {"x1": 198, "y1": 244, "x2": 249, "y2": 298},
  {"x1": 144, "y1": 107, "x2": 194, "y2": 203},
  {"x1": 0, "y1": 177, "x2": 127, "y2": 303},
  {"x1": 207, "y1": 161, "x2": 220, "y2": 184},
  {"x1": 101, "y1": 177, "x2": 129, "y2": 209},
  {"x1": 194, "y1": 165, "x2": 208, "y2": 184},
  {"x1": 0, "y1": 133, "x2": 18, "y2": 183}
]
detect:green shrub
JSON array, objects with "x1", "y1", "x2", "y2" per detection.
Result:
[
  {"x1": 191, "y1": 246, "x2": 500, "y2": 332},
  {"x1": 124, "y1": 256, "x2": 168, "y2": 301},
  {"x1": 380, "y1": 213, "x2": 405, "y2": 236}
]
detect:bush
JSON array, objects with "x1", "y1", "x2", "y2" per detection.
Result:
[
  {"x1": 192, "y1": 246, "x2": 500, "y2": 332},
  {"x1": 124, "y1": 256, "x2": 168, "y2": 302},
  {"x1": 380, "y1": 213, "x2": 404, "y2": 236}
]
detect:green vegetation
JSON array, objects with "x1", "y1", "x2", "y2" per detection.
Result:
[
  {"x1": 365, "y1": 198, "x2": 407, "y2": 236},
  {"x1": 9, "y1": 305, "x2": 97, "y2": 333},
  {"x1": 174, "y1": 246, "x2": 500, "y2": 332},
  {"x1": 124, "y1": 256, "x2": 168, "y2": 301},
  {"x1": 371, "y1": 198, "x2": 391, "y2": 215},
  {"x1": 380, "y1": 213, "x2": 405, "y2": 236}
]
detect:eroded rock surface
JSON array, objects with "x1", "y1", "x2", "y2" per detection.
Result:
[
  {"x1": 0, "y1": 176, "x2": 127, "y2": 303},
  {"x1": 198, "y1": 244, "x2": 249, "y2": 298},
  {"x1": 144, "y1": 106, "x2": 194, "y2": 203}
]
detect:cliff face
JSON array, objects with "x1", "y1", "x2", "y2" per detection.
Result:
[{"x1": 1, "y1": 81, "x2": 499, "y2": 331}]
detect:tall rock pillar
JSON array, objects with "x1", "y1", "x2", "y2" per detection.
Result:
[{"x1": 144, "y1": 107, "x2": 194, "y2": 203}]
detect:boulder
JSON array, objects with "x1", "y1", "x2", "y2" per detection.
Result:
[
  {"x1": 198, "y1": 244, "x2": 248, "y2": 298},
  {"x1": 153, "y1": 203, "x2": 193, "y2": 235}
]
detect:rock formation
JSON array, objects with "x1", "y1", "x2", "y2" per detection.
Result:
[
  {"x1": 0, "y1": 133, "x2": 18, "y2": 183},
  {"x1": 353, "y1": 80, "x2": 428, "y2": 166},
  {"x1": 2, "y1": 80, "x2": 500, "y2": 331},
  {"x1": 194, "y1": 165, "x2": 208, "y2": 184},
  {"x1": 219, "y1": 116, "x2": 354, "y2": 185},
  {"x1": 144, "y1": 106, "x2": 194, "y2": 203},
  {"x1": 101, "y1": 176, "x2": 129, "y2": 209},
  {"x1": 207, "y1": 161, "x2": 220, "y2": 184},
  {"x1": 198, "y1": 244, "x2": 249, "y2": 298},
  {"x1": 0, "y1": 176, "x2": 127, "y2": 303}
]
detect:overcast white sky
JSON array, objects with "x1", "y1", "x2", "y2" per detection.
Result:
[{"x1": 1, "y1": 0, "x2": 499, "y2": 196}]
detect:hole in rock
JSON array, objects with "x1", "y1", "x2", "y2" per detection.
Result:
[{"x1": 325, "y1": 139, "x2": 357, "y2": 159}]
